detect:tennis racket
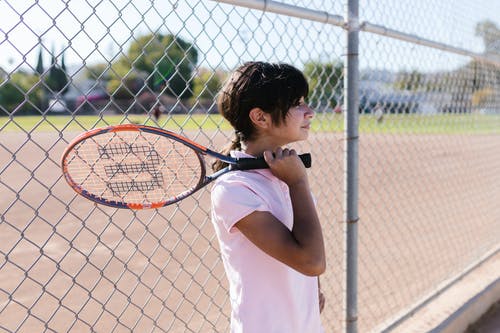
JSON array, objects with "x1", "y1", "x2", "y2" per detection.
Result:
[{"x1": 61, "y1": 124, "x2": 311, "y2": 209}]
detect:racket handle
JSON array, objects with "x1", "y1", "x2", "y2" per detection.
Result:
[
  {"x1": 298, "y1": 153, "x2": 312, "y2": 168},
  {"x1": 234, "y1": 153, "x2": 312, "y2": 170}
]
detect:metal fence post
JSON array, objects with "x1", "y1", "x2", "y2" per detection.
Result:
[{"x1": 344, "y1": 0, "x2": 360, "y2": 332}]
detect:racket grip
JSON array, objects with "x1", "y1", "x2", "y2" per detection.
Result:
[
  {"x1": 235, "y1": 153, "x2": 312, "y2": 170},
  {"x1": 298, "y1": 153, "x2": 312, "y2": 168}
]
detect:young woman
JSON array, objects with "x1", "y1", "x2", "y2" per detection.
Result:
[{"x1": 211, "y1": 61, "x2": 326, "y2": 333}]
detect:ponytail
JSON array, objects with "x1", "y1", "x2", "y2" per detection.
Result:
[{"x1": 212, "y1": 132, "x2": 243, "y2": 172}]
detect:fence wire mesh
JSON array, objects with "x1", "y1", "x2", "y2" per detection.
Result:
[{"x1": 0, "y1": 0, "x2": 499, "y2": 332}]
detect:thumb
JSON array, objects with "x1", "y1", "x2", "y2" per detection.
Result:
[{"x1": 263, "y1": 150, "x2": 274, "y2": 165}]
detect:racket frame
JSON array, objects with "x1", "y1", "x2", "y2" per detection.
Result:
[{"x1": 61, "y1": 124, "x2": 310, "y2": 209}]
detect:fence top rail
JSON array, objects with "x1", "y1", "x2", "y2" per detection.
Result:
[
  {"x1": 210, "y1": 0, "x2": 344, "y2": 27},
  {"x1": 212, "y1": 0, "x2": 500, "y2": 67},
  {"x1": 361, "y1": 22, "x2": 500, "y2": 68}
]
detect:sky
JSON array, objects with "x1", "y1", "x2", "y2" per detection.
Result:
[{"x1": 0, "y1": 0, "x2": 498, "y2": 76}]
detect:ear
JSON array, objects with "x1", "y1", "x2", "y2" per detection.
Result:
[{"x1": 248, "y1": 107, "x2": 271, "y2": 129}]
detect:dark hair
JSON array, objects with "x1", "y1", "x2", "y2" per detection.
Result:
[{"x1": 213, "y1": 61, "x2": 309, "y2": 171}]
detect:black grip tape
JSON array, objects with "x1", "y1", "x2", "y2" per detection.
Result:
[{"x1": 234, "y1": 153, "x2": 311, "y2": 170}]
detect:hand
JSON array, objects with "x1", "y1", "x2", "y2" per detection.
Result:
[{"x1": 263, "y1": 148, "x2": 308, "y2": 187}]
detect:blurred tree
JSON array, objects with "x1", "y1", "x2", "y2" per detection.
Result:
[
  {"x1": 464, "y1": 60, "x2": 500, "y2": 91},
  {"x1": 35, "y1": 45, "x2": 44, "y2": 75},
  {"x1": 109, "y1": 33, "x2": 198, "y2": 99},
  {"x1": 472, "y1": 87, "x2": 495, "y2": 107},
  {"x1": 0, "y1": 71, "x2": 43, "y2": 115},
  {"x1": 475, "y1": 20, "x2": 500, "y2": 55},
  {"x1": 106, "y1": 61, "x2": 145, "y2": 99},
  {"x1": 45, "y1": 47, "x2": 69, "y2": 95},
  {"x1": 107, "y1": 74, "x2": 145, "y2": 99},
  {"x1": 192, "y1": 68, "x2": 226, "y2": 101},
  {"x1": 394, "y1": 70, "x2": 423, "y2": 91},
  {"x1": 84, "y1": 63, "x2": 111, "y2": 81},
  {"x1": 61, "y1": 51, "x2": 67, "y2": 73},
  {"x1": 303, "y1": 60, "x2": 343, "y2": 108}
]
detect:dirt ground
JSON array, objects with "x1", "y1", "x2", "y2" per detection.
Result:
[{"x1": 1, "y1": 130, "x2": 499, "y2": 332}]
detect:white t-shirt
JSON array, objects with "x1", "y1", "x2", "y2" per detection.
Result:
[{"x1": 211, "y1": 151, "x2": 324, "y2": 333}]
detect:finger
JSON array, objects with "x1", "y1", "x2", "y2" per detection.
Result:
[
  {"x1": 263, "y1": 150, "x2": 274, "y2": 164},
  {"x1": 274, "y1": 147, "x2": 283, "y2": 158}
]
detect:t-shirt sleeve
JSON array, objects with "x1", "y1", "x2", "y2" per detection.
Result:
[{"x1": 211, "y1": 178, "x2": 270, "y2": 233}]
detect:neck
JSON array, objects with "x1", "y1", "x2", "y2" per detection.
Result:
[{"x1": 242, "y1": 134, "x2": 286, "y2": 157}]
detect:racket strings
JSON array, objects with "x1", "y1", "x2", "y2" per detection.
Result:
[
  {"x1": 107, "y1": 176, "x2": 164, "y2": 196},
  {"x1": 70, "y1": 142, "x2": 112, "y2": 192},
  {"x1": 98, "y1": 142, "x2": 152, "y2": 158},
  {"x1": 65, "y1": 131, "x2": 203, "y2": 205},
  {"x1": 104, "y1": 161, "x2": 161, "y2": 177},
  {"x1": 163, "y1": 143, "x2": 200, "y2": 189}
]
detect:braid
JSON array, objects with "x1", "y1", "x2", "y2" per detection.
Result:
[
  {"x1": 212, "y1": 132, "x2": 243, "y2": 172},
  {"x1": 232, "y1": 131, "x2": 243, "y2": 151}
]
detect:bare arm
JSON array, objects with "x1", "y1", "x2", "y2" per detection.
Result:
[{"x1": 234, "y1": 148, "x2": 326, "y2": 276}]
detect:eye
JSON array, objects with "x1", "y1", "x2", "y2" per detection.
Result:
[{"x1": 295, "y1": 97, "x2": 306, "y2": 107}]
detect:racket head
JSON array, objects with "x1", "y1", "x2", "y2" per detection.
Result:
[{"x1": 61, "y1": 124, "x2": 207, "y2": 209}]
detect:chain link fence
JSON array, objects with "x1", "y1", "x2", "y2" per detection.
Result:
[{"x1": 1, "y1": 0, "x2": 499, "y2": 332}]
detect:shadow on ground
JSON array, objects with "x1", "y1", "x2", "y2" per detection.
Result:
[{"x1": 465, "y1": 300, "x2": 500, "y2": 333}]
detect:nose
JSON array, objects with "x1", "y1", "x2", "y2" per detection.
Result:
[{"x1": 305, "y1": 105, "x2": 315, "y2": 118}]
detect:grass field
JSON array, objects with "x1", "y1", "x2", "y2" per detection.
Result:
[
  {"x1": 0, "y1": 113, "x2": 499, "y2": 134},
  {"x1": 0, "y1": 114, "x2": 232, "y2": 133}
]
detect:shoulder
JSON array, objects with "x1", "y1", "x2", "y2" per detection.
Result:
[
  {"x1": 213, "y1": 169, "x2": 273, "y2": 191},
  {"x1": 212, "y1": 171, "x2": 266, "y2": 199},
  {"x1": 211, "y1": 171, "x2": 275, "y2": 231},
  {"x1": 211, "y1": 170, "x2": 277, "y2": 210}
]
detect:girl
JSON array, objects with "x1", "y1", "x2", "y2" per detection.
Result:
[{"x1": 211, "y1": 61, "x2": 326, "y2": 333}]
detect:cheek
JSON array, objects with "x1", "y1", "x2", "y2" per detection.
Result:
[
  {"x1": 286, "y1": 109, "x2": 303, "y2": 121},
  {"x1": 293, "y1": 111, "x2": 307, "y2": 124}
]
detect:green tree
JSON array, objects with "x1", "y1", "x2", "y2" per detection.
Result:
[
  {"x1": 110, "y1": 33, "x2": 198, "y2": 99},
  {"x1": 106, "y1": 62, "x2": 145, "y2": 99},
  {"x1": 461, "y1": 60, "x2": 500, "y2": 91},
  {"x1": 192, "y1": 68, "x2": 226, "y2": 101},
  {"x1": 475, "y1": 20, "x2": 500, "y2": 55},
  {"x1": 35, "y1": 45, "x2": 44, "y2": 75},
  {"x1": 45, "y1": 49, "x2": 69, "y2": 95},
  {"x1": 472, "y1": 87, "x2": 495, "y2": 107},
  {"x1": 0, "y1": 71, "x2": 43, "y2": 115},
  {"x1": 303, "y1": 60, "x2": 343, "y2": 108},
  {"x1": 394, "y1": 70, "x2": 423, "y2": 91},
  {"x1": 84, "y1": 63, "x2": 111, "y2": 81}
]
